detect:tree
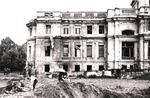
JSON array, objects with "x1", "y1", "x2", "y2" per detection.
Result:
[{"x1": 0, "y1": 37, "x2": 26, "y2": 72}]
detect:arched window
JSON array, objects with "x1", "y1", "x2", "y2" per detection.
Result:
[{"x1": 122, "y1": 30, "x2": 134, "y2": 35}]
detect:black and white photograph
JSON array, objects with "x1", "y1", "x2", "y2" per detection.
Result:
[{"x1": 0, "y1": 0, "x2": 150, "y2": 97}]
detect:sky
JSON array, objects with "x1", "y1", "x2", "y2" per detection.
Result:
[{"x1": 0, "y1": 0, "x2": 132, "y2": 45}]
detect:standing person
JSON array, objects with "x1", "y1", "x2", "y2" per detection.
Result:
[
  {"x1": 58, "y1": 72, "x2": 64, "y2": 82},
  {"x1": 33, "y1": 78, "x2": 38, "y2": 90},
  {"x1": 30, "y1": 75, "x2": 38, "y2": 90}
]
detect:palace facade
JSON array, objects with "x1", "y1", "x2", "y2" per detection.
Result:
[{"x1": 26, "y1": 0, "x2": 150, "y2": 74}]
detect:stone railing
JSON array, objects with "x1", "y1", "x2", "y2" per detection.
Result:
[
  {"x1": 107, "y1": 8, "x2": 136, "y2": 17},
  {"x1": 139, "y1": 6, "x2": 150, "y2": 15},
  {"x1": 36, "y1": 11, "x2": 106, "y2": 19}
]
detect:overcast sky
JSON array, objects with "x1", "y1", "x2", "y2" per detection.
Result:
[{"x1": 0, "y1": 0, "x2": 132, "y2": 45}]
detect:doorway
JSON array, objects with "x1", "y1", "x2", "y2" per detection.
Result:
[{"x1": 63, "y1": 65, "x2": 68, "y2": 72}]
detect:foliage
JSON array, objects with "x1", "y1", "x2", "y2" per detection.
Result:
[{"x1": 0, "y1": 37, "x2": 26, "y2": 72}]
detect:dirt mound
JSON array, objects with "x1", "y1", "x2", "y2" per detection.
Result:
[{"x1": 34, "y1": 81, "x2": 150, "y2": 98}]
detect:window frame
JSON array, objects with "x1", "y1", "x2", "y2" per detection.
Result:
[
  {"x1": 87, "y1": 44, "x2": 92, "y2": 57},
  {"x1": 148, "y1": 41, "x2": 150, "y2": 59},
  {"x1": 63, "y1": 26, "x2": 69, "y2": 34},
  {"x1": 99, "y1": 25, "x2": 104, "y2": 34},
  {"x1": 122, "y1": 30, "x2": 134, "y2": 35},
  {"x1": 75, "y1": 26, "x2": 81, "y2": 34},
  {"x1": 46, "y1": 25, "x2": 51, "y2": 34},
  {"x1": 87, "y1": 65, "x2": 92, "y2": 71},
  {"x1": 29, "y1": 27, "x2": 32, "y2": 36},
  {"x1": 122, "y1": 42, "x2": 134, "y2": 59},
  {"x1": 98, "y1": 45, "x2": 104, "y2": 58},
  {"x1": 29, "y1": 46, "x2": 31, "y2": 58},
  {"x1": 45, "y1": 45, "x2": 51, "y2": 56},
  {"x1": 87, "y1": 25, "x2": 92, "y2": 34},
  {"x1": 75, "y1": 44, "x2": 81, "y2": 57},
  {"x1": 75, "y1": 65, "x2": 80, "y2": 72},
  {"x1": 63, "y1": 44, "x2": 69, "y2": 57},
  {"x1": 99, "y1": 65, "x2": 104, "y2": 71},
  {"x1": 148, "y1": 21, "x2": 150, "y2": 31},
  {"x1": 44, "y1": 64, "x2": 50, "y2": 72}
]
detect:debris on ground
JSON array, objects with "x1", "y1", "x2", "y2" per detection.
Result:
[
  {"x1": 1, "y1": 78, "x2": 150, "y2": 98},
  {"x1": 4, "y1": 79, "x2": 30, "y2": 94}
]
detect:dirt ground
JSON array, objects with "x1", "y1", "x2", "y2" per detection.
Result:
[
  {"x1": 37, "y1": 78, "x2": 150, "y2": 93},
  {"x1": 1, "y1": 77, "x2": 150, "y2": 98}
]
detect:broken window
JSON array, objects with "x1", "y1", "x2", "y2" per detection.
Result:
[
  {"x1": 99, "y1": 65, "x2": 104, "y2": 71},
  {"x1": 148, "y1": 41, "x2": 150, "y2": 59},
  {"x1": 44, "y1": 64, "x2": 50, "y2": 72},
  {"x1": 122, "y1": 42, "x2": 134, "y2": 59},
  {"x1": 87, "y1": 65, "x2": 92, "y2": 71},
  {"x1": 45, "y1": 45, "x2": 50, "y2": 56},
  {"x1": 122, "y1": 30, "x2": 134, "y2": 35},
  {"x1": 63, "y1": 27, "x2": 69, "y2": 34},
  {"x1": 87, "y1": 45, "x2": 92, "y2": 57},
  {"x1": 99, "y1": 26, "x2": 104, "y2": 34},
  {"x1": 75, "y1": 27, "x2": 81, "y2": 34},
  {"x1": 75, "y1": 65, "x2": 80, "y2": 72},
  {"x1": 87, "y1": 25, "x2": 92, "y2": 34},
  {"x1": 63, "y1": 45, "x2": 69, "y2": 57},
  {"x1": 99, "y1": 45, "x2": 104, "y2": 57},
  {"x1": 46, "y1": 25, "x2": 51, "y2": 34},
  {"x1": 75, "y1": 45, "x2": 81, "y2": 57}
]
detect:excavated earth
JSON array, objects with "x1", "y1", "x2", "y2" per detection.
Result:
[{"x1": 1, "y1": 78, "x2": 150, "y2": 98}]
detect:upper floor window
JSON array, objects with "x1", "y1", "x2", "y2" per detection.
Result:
[
  {"x1": 63, "y1": 45, "x2": 69, "y2": 57},
  {"x1": 29, "y1": 27, "x2": 32, "y2": 36},
  {"x1": 75, "y1": 44, "x2": 81, "y2": 57},
  {"x1": 75, "y1": 27, "x2": 81, "y2": 34},
  {"x1": 87, "y1": 25, "x2": 92, "y2": 34},
  {"x1": 148, "y1": 21, "x2": 150, "y2": 31},
  {"x1": 99, "y1": 45, "x2": 104, "y2": 57},
  {"x1": 29, "y1": 46, "x2": 31, "y2": 58},
  {"x1": 87, "y1": 45, "x2": 92, "y2": 57},
  {"x1": 99, "y1": 26, "x2": 104, "y2": 34},
  {"x1": 148, "y1": 41, "x2": 150, "y2": 59},
  {"x1": 45, "y1": 45, "x2": 50, "y2": 56},
  {"x1": 122, "y1": 30, "x2": 134, "y2": 35},
  {"x1": 122, "y1": 42, "x2": 134, "y2": 59},
  {"x1": 46, "y1": 25, "x2": 51, "y2": 34},
  {"x1": 63, "y1": 26, "x2": 69, "y2": 34}
]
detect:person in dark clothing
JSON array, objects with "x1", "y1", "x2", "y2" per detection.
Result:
[
  {"x1": 58, "y1": 72, "x2": 64, "y2": 82},
  {"x1": 33, "y1": 78, "x2": 38, "y2": 90}
]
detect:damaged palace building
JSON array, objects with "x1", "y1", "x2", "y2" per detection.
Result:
[{"x1": 26, "y1": 0, "x2": 150, "y2": 74}]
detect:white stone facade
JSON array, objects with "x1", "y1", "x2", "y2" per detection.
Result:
[{"x1": 26, "y1": 0, "x2": 150, "y2": 74}]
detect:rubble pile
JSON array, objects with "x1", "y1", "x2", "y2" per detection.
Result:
[
  {"x1": 34, "y1": 82, "x2": 150, "y2": 98},
  {"x1": 3, "y1": 79, "x2": 30, "y2": 94},
  {"x1": 1, "y1": 78, "x2": 150, "y2": 98}
]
